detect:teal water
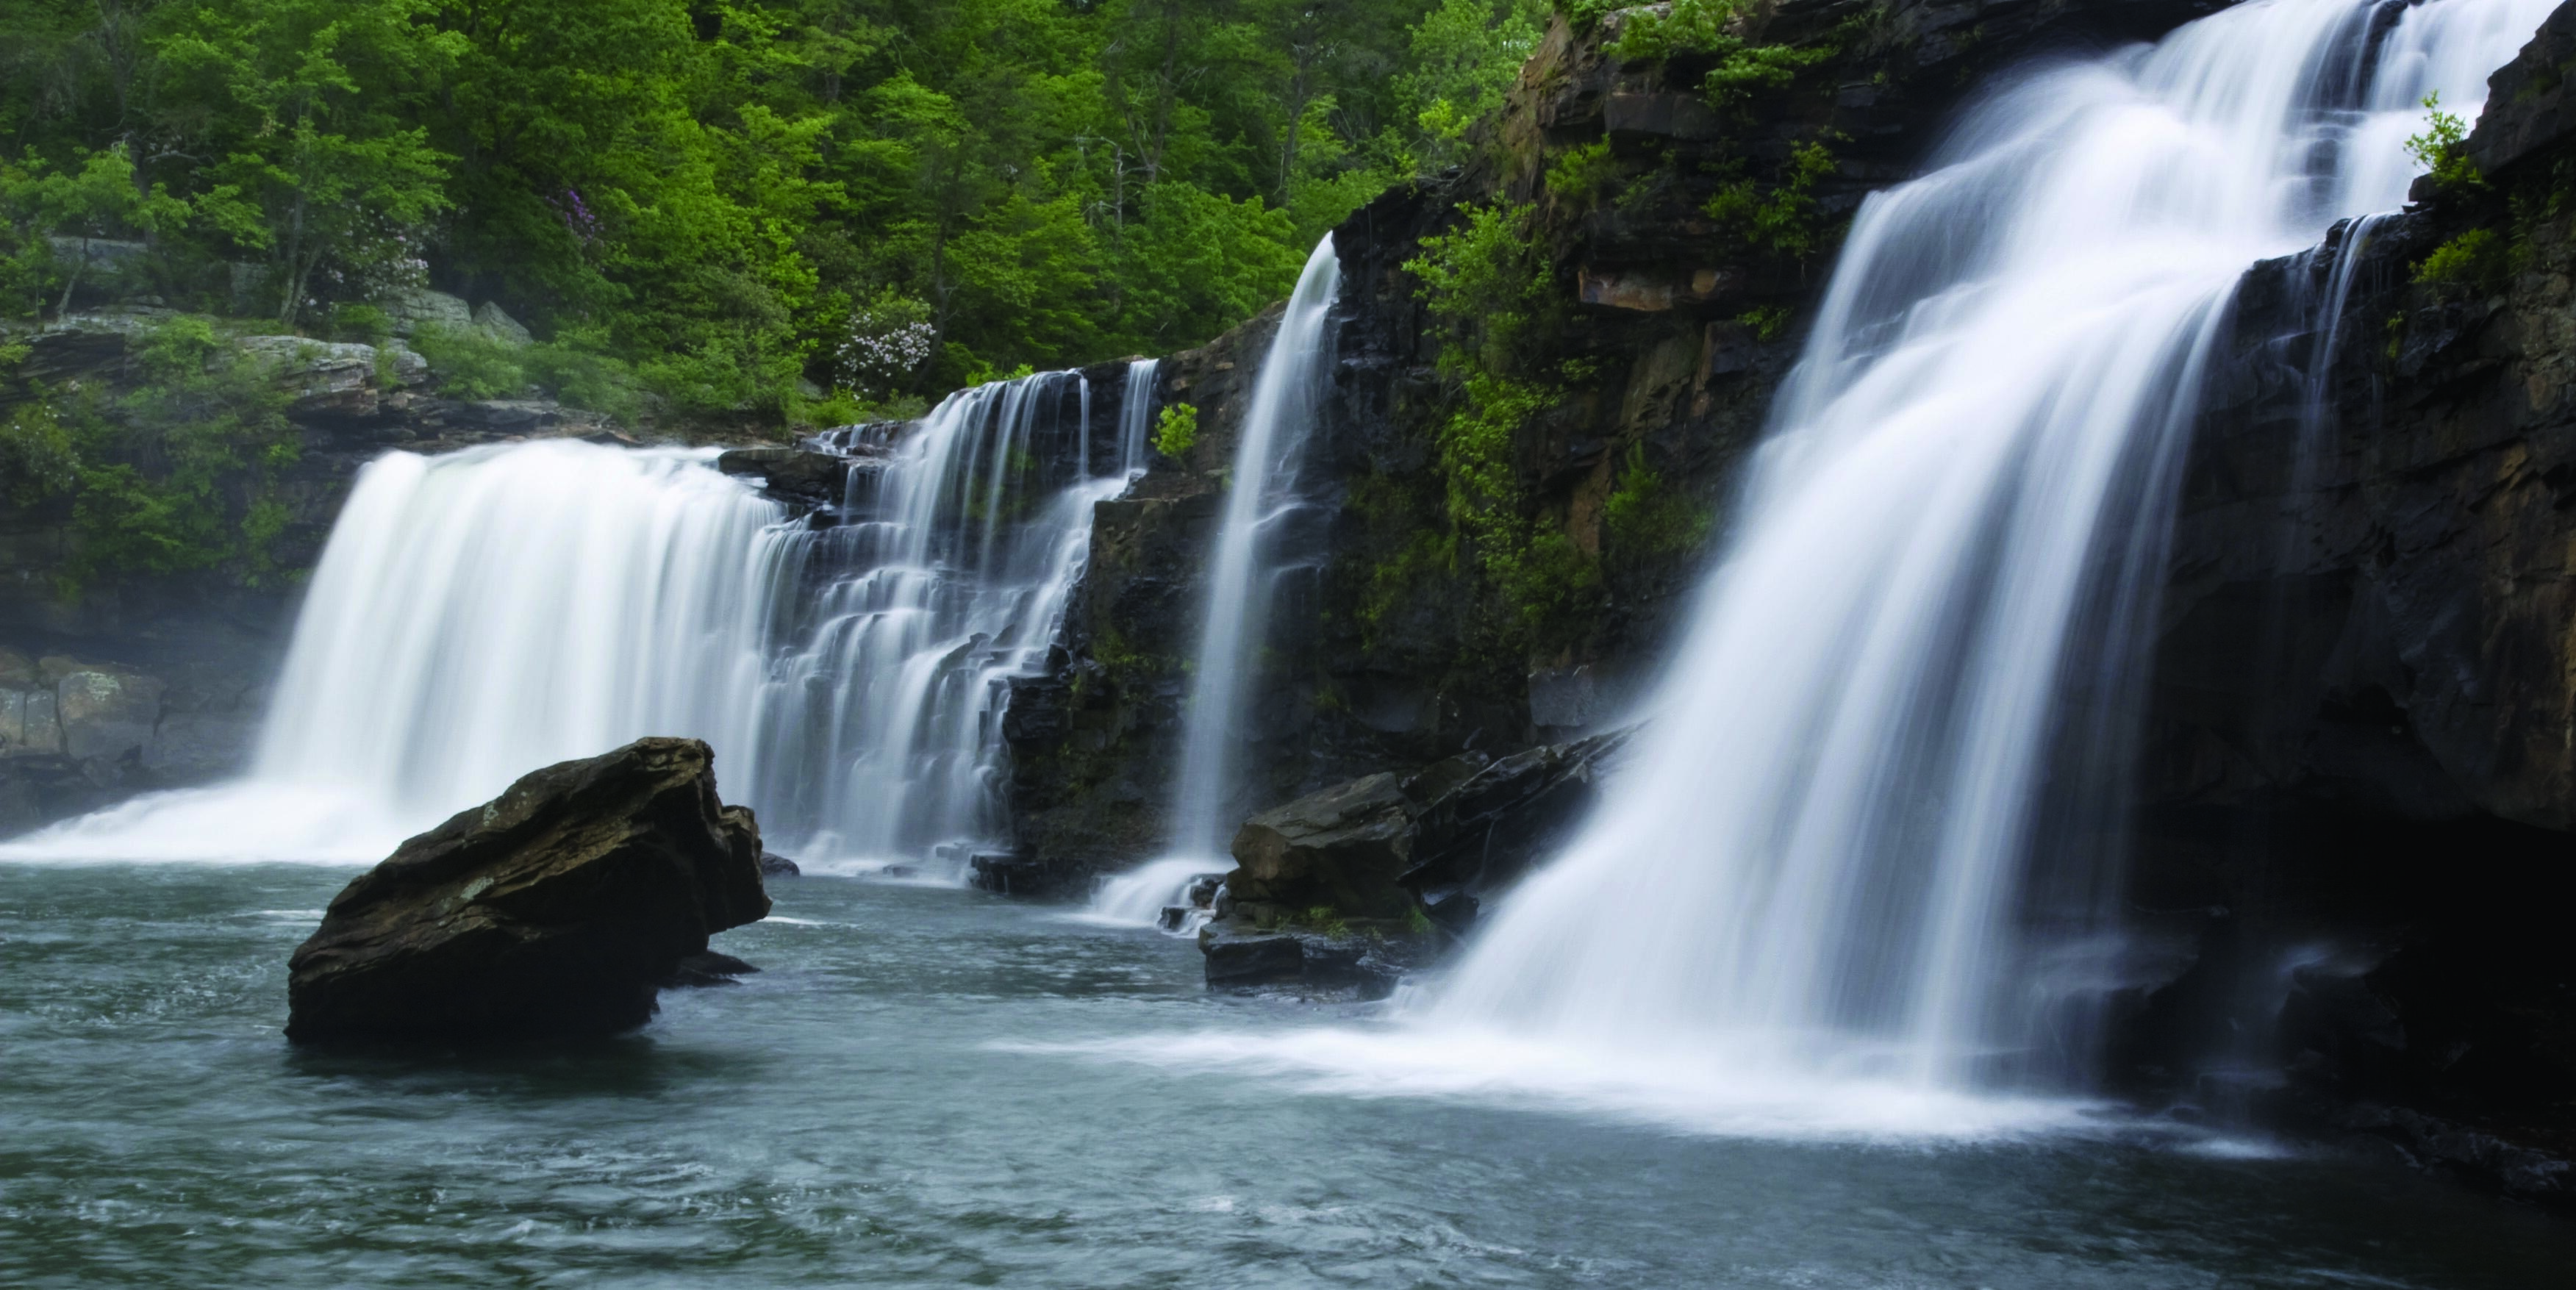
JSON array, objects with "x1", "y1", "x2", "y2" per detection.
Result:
[{"x1": 3, "y1": 864, "x2": 2569, "y2": 1288}]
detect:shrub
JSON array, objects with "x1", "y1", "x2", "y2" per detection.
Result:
[
  {"x1": 2405, "y1": 92, "x2": 2486, "y2": 194},
  {"x1": 29, "y1": 318, "x2": 301, "y2": 593},
  {"x1": 410, "y1": 322, "x2": 529, "y2": 399},
  {"x1": 328, "y1": 303, "x2": 393, "y2": 348},
  {"x1": 2414, "y1": 227, "x2": 2506, "y2": 290},
  {"x1": 1603, "y1": 441, "x2": 1712, "y2": 563},
  {"x1": 1546, "y1": 140, "x2": 1620, "y2": 204},
  {"x1": 1704, "y1": 140, "x2": 1839, "y2": 259},
  {"x1": 1153, "y1": 402, "x2": 1200, "y2": 458}
]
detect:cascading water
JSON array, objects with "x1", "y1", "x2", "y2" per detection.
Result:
[
  {"x1": 1417, "y1": 0, "x2": 2554, "y2": 1104},
  {"x1": 1080, "y1": 237, "x2": 1340, "y2": 929},
  {"x1": 1062, "y1": 0, "x2": 2555, "y2": 1135},
  {"x1": 1, "y1": 371, "x2": 1144, "y2": 870},
  {"x1": 1164, "y1": 235, "x2": 1341, "y2": 861}
]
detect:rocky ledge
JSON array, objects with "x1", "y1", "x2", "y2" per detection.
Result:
[
  {"x1": 285, "y1": 737, "x2": 770, "y2": 1042},
  {"x1": 1189, "y1": 728, "x2": 1632, "y2": 994}
]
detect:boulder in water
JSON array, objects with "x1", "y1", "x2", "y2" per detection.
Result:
[
  {"x1": 285, "y1": 737, "x2": 770, "y2": 1042},
  {"x1": 759, "y1": 850, "x2": 801, "y2": 878}
]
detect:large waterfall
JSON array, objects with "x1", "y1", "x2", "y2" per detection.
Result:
[
  {"x1": 1078, "y1": 0, "x2": 2555, "y2": 1136},
  {"x1": 2, "y1": 370, "x2": 1145, "y2": 868}
]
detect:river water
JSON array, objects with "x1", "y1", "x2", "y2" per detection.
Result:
[{"x1": 4, "y1": 865, "x2": 2569, "y2": 1288}]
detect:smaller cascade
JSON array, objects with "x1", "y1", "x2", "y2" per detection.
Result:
[
  {"x1": 745, "y1": 371, "x2": 1131, "y2": 870},
  {"x1": 1117, "y1": 357, "x2": 1159, "y2": 475},
  {"x1": 1078, "y1": 856, "x2": 1226, "y2": 936},
  {"x1": 1162, "y1": 235, "x2": 1342, "y2": 862}
]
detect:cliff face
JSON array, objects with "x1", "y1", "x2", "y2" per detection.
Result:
[
  {"x1": 2130, "y1": 2, "x2": 2576, "y2": 1200},
  {"x1": 1008, "y1": 0, "x2": 2228, "y2": 868}
]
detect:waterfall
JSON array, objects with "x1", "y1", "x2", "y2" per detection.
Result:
[
  {"x1": 1117, "y1": 357, "x2": 1160, "y2": 474},
  {"x1": 1418, "y1": 0, "x2": 2552, "y2": 1100},
  {"x1": 1, "y1": 371, "x2": 1140, "y2": 868},
  {"x1": 1049, "y1": 0, "x2": 2555, "y2": 1137},
  {"x1": 1164, "y1": 234, "x2": 1342, "y2": 862}
]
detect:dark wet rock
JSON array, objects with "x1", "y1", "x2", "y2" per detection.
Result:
[
  {"x1": 1227, "y1": 773, "x2": 1416, "y2": 919},
  {"x1": 716, "y1": 446, "x2": 850, "y2": 505},
  {"x1": 284, "y1": 737, "x2": 770, "y2": 1042},
  {"x1": 759, "y1": 850, "x2": 801, "y2": 878},
  {"x1": 1399, "y1": 728, "x2": 1634, "y2": 897},
  {"x1": 1200, "y1": 928, "x2": 1305, "y2": 986},
  {"x1": 661, "y1": 949, "x2": 762, "y2": 989},
  {"x1": 969, "y1": 852, "x2": 1085, "y2": 897},
  {"x1": 2113, "y1": 10, "x2": 2576, "y2": 1197},
  {"x1": 1197, "y1": 916, "x2": 1426, "y2": 999}
]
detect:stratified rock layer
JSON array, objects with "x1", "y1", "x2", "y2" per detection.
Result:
[{"x1": 285, "y1": 737, "x2": 769, "y2": 1042}]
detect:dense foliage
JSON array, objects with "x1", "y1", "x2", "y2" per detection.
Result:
[
  {"x1": 0, "y1": 318, "x2": 299, "y2": 592},
  {"x1": 1, "y1": 0, "x2": 1544, "y2": 420}
]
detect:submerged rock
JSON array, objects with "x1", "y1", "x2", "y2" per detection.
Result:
[{"x1": 285, "y1": 737, "x2": 770, "y2": 1042}]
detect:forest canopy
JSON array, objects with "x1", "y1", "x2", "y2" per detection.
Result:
[{"x1": 0, "y1": 0, "x2": 1545, "y2": 421}]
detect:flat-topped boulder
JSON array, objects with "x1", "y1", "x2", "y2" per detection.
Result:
[{"x1": 285, "y1": 737, "x2": 770, "y2": 1042}]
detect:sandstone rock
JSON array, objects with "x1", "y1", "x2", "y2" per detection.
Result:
[
  {"x1": 47, "y1": 235, "x2": 148, "y2": 274},
  {"x1": 473, "y1": 299, "x2": 534, "y2": 347},
  {"x1": 1227, "y1": 773, "x2": 1415, "y2": 918},
  {"x1": 285, "y1": 737, "x2": 770, "y2": 1042},
  {"x1": 386, "y1": 287, "x2": 472, "y2": 338},
  {"x1": 0, "y1": 687, "x2": 62, "y2": 758},
  {"x1": 15, "y1": 307, "x2": 173, "y2": 382},
  {"x1": 46, "y1": 662, "x2": 162, "y2": 762},
  {"x1": 237, "y1": 335, "x2": 383, "y2": 420},
  {"x1": 382, "y1": 342, "x2": 429, "y2": 387}
]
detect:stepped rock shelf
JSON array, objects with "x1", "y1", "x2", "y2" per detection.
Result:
[{"x1": 284, "y1": 738, "x2": 770, "y2": 1042}]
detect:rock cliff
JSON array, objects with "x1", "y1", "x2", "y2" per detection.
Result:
[
  {"x1": 1007, "y1": 0, "x2": 2230, "y2": 871},
  {"x1": 2131, "y1": 1, "x2": 2576, "y2": 1203}
]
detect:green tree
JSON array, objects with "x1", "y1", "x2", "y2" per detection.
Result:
[
  {"x1": 157, "y1": 0, "x2": 458, "y2": 323},
  {"x1": 0, "y1": 144, "x2": 189, "y2": 318}
]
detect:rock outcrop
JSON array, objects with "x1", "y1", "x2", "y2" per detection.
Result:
[
  {"x1": 284, "y1": 737, "x2": 769, "y2": 1042},
  {"x1": 1228, "y1": 773, "x2": 1418, "y2": 919},
  {"x1": 2119, "y1": 2, "x2": 2576, "y2": 1206}
]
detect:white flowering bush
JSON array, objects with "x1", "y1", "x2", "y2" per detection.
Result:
[{"x1": 833, "y1": 290, "x2": 935, "y2": 395}]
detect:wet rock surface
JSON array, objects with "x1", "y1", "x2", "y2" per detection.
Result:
[
  {"x1": 2121, "y1": 6, "x2": 2576, "y2": 1207},
  {"x1": 716, "y1": 446, "x2": 851, "y2": 506},
  {"x1": 1227, "y1": 773, "x2": 1417, "y2": 920},
  {"x1": 284, "y1": 737, "x2": 769, "y2": 1042}
]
